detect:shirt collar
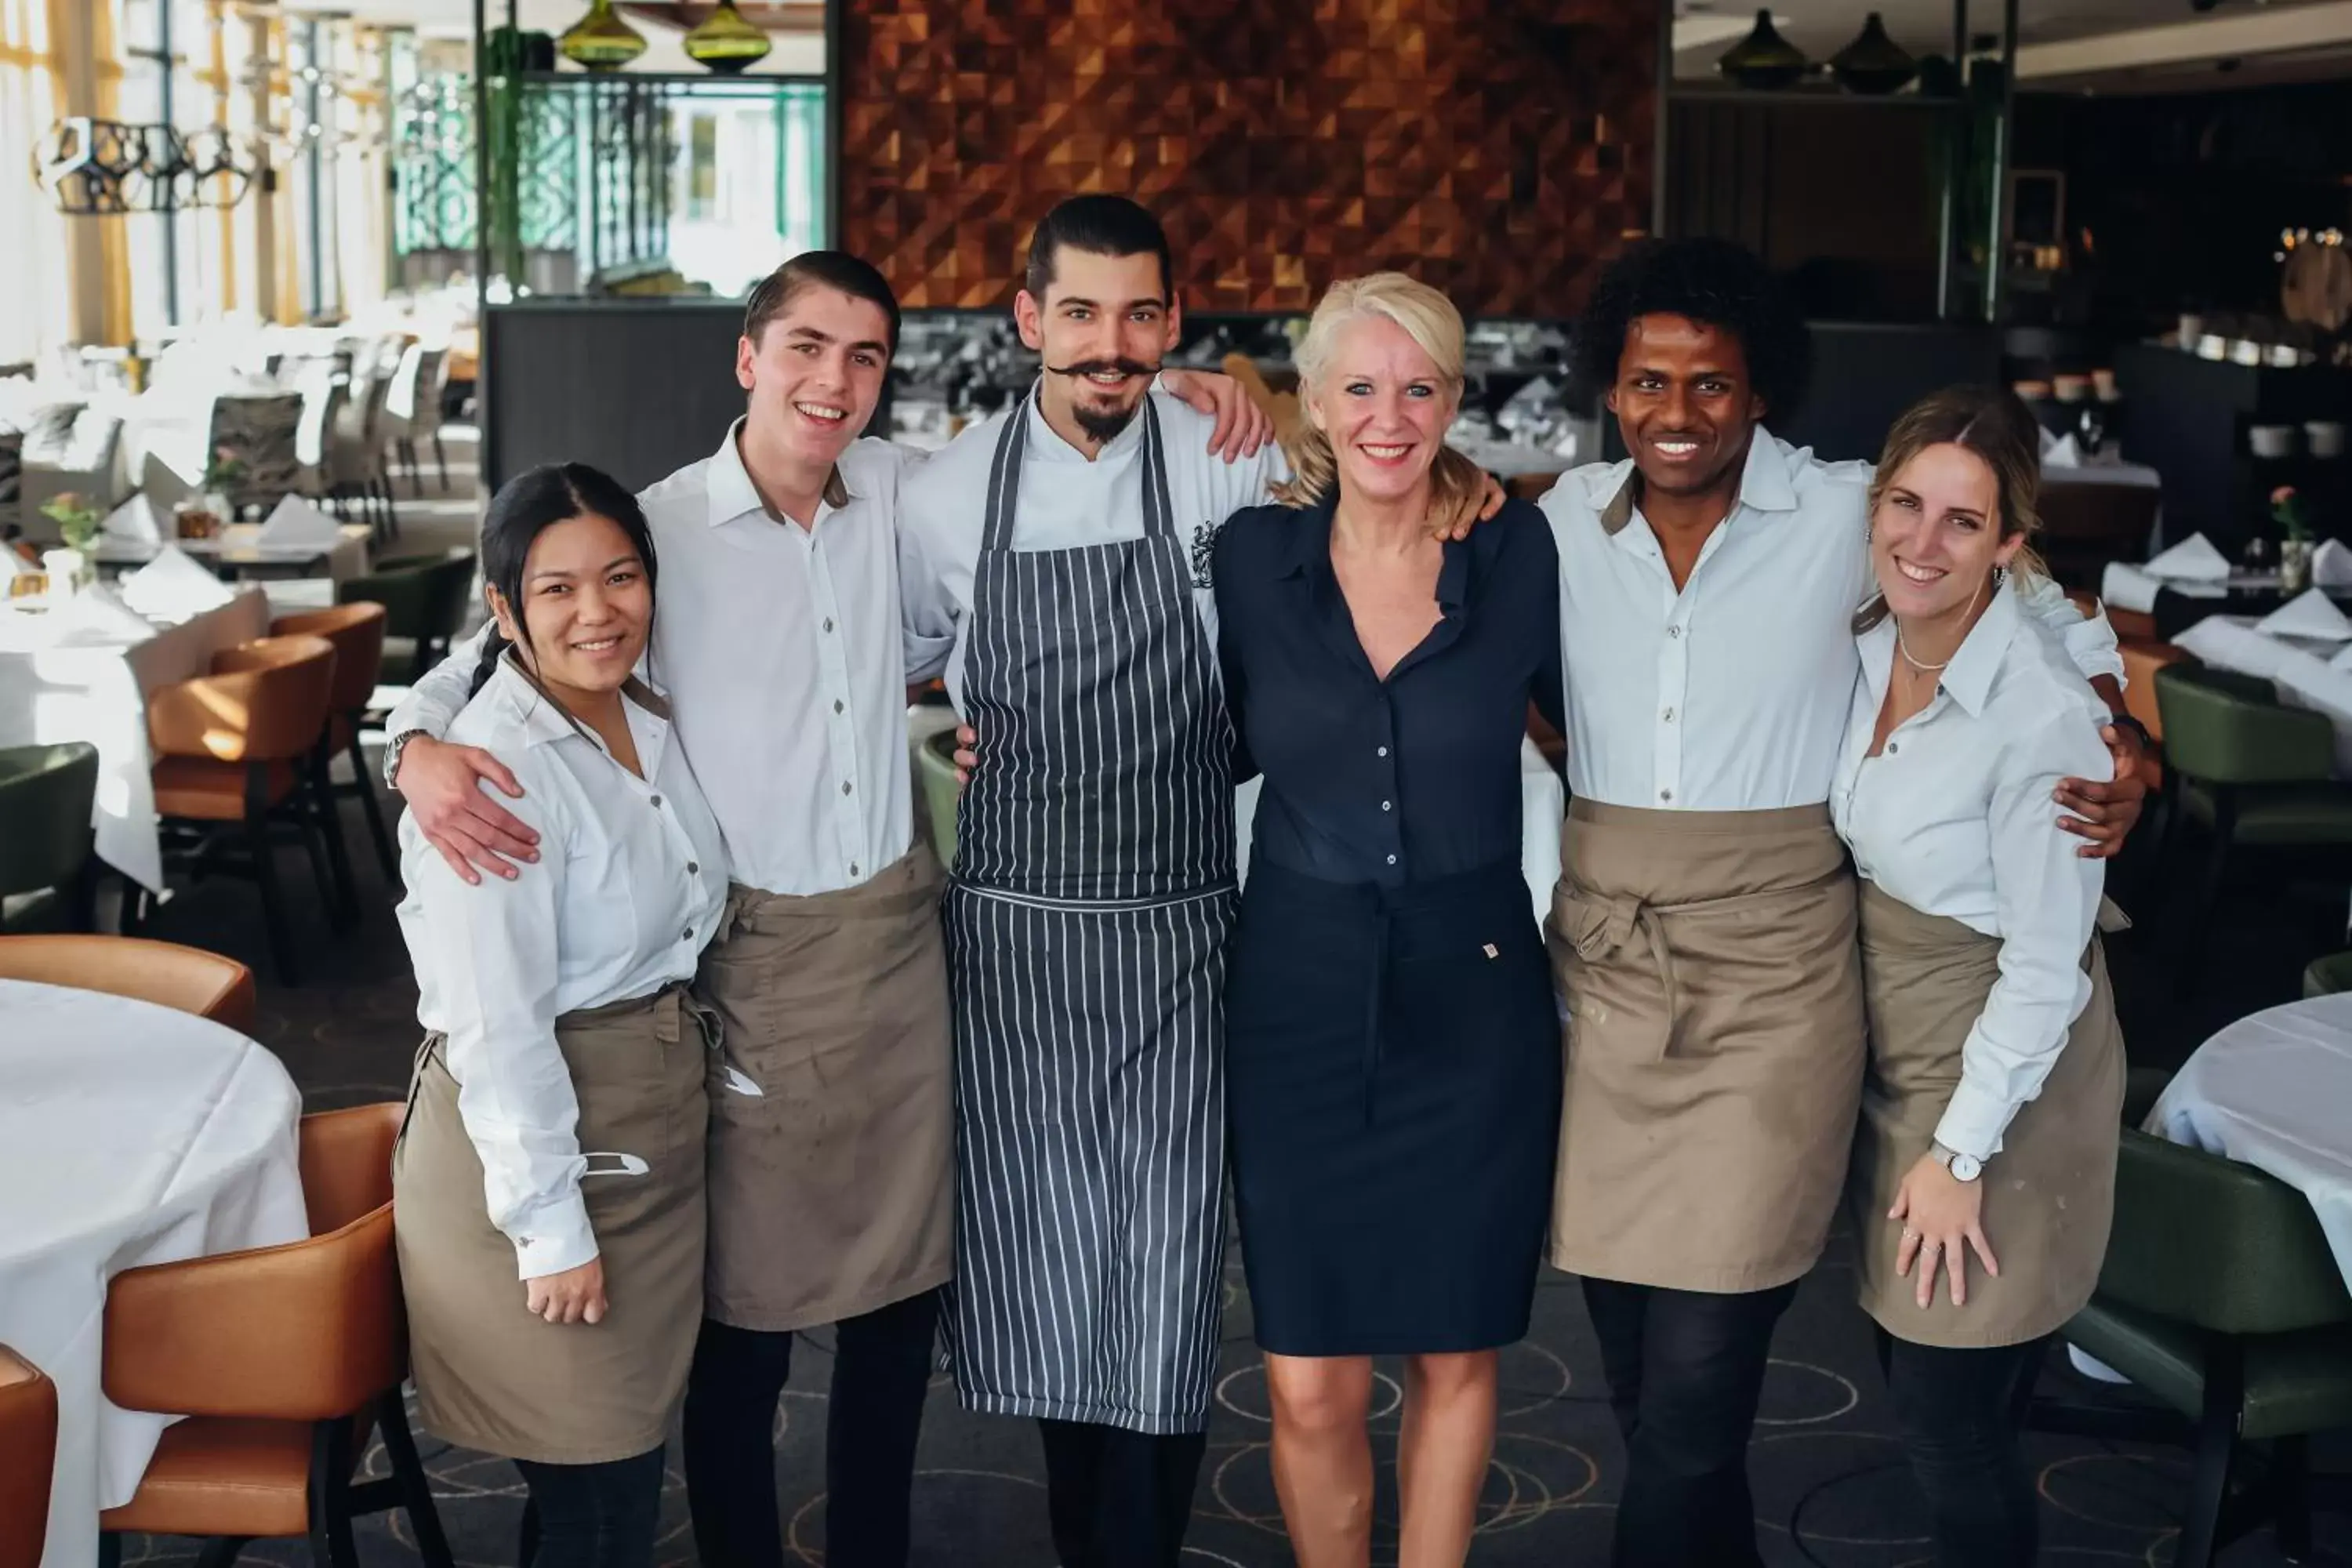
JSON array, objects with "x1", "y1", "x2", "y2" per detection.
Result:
[
  {"x1": 1271, "y1": 488, "x2": 1471, "y2": 615},
  {"x1": 705, "y1": 417, "x2": 853, "y2": 529},
  {"x1": 1596, "y1": 426, "x2": 1800, "y2": 536},
  {"x1": 1936, "y1": 577, "x2": 2024, "y2": 718},
  {"x1": 494, "y1": 648, "x2": 673, "y2": 747}
]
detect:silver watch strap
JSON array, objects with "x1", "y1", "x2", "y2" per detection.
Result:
[{"x1": 384, "y1": 728, "x2": 428, "y2": 791}]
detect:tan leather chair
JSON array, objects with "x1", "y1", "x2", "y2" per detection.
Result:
[
  {"x1": 0, "y1": 1345, "x2": 57, "y2": 1568},
  {"x1": 98, "y1": 1103, "x2": 451, "y2": 1568},
  {"x1": 272, "y1": 604, "x2": 394, "y2": 882},
  {"x1": 146, "y1": 634, "x2": 339, "y2": 984},
  {"x1": 0, "y1": 934, "x2": 256, "y2": 1034}
]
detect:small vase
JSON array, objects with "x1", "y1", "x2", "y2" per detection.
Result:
[
  {"x1": 2281, "y1": 537, "x2": 2314, "y2": 595},
  {"x1": 1719, "y1": 9, "x2": 1809, "y2": 91},
  {"x1": 684, "y1": 0, "x2": 771, "y2": 74},
  {"x1": 559, "y1": 0, "x2": 648, "y2": 71},
  {"x1": 1831, "y1": 13, "x2": 1918, "y2": 96}
]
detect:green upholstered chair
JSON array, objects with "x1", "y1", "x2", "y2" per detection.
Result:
[
  {"x1": 2304, "y1": 951, "x2": 2352, "y2": 1000},
  {"x1": 2152, "y1": 663, "x2": 2352, "y2": 975},
  {"x1": 914, "y1": 725, "x2": 960, "y2": 872},
  {"x1": 336, "y1": 548, "x2": 474, "y2": 684},
  {"x1": 2038, "y1": 1130, "x2": 2352, "y2": 1566},
  {"x1": 0, "y1": 742, "x2": 99, "y2": 932}
]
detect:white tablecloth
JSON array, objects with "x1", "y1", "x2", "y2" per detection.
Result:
[
  {"x1": 1236, "y1": 737, "x2": 1566, "y2": 924},
  {"x1": 0, "y1": 978, "x2": 307, "y2": 1568},
  {"x1": 0, "y1": 589, "x2": 271, "y2": 890},
  {"x1": 2169, "y1": 615, "x2": 2352, "y2": 778},
  {"x1": 2147, "y1": 993, "x2": 2352, "y2": 1291}
]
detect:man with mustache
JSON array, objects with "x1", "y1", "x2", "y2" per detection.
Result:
[
  {"x1": 1534, "y1": 237, "x2": 2147, "y2": 1568},
  {"x1": 379, "y1": 248, "x2": 1270, "y2": 1568}
]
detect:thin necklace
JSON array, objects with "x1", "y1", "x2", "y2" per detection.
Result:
[{"x1": 1895, "y1": 575, "x2": 1984, "y2": 674}]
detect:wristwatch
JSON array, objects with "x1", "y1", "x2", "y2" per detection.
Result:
[
  {"x1": 383, "y1": 728, "x2": 428, "y2": 792},
  {"x1": 2105, "y1": 712, "x2": 2152, "y2": 753},
  {"x1": 1931, "y1": 1142, "x2": 1984, "y2": 1183}
]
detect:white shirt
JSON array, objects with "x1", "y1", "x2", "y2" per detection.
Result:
[
  {"x1": 898, "y1": 387, "x2": 1289, "y2": 710},
  {"x1": 1537, "y1": 431, "x2": 2126, "y2": 811},
  {"x1": 395, "y1": 658, "x2": 730, "y2": 1276},
  {"x1": 391, "y1": 427, "x2": 918, "y2": 895},
  {"x1": 1831, "y1": 582, "x2": 2114, "y2": 1160}
]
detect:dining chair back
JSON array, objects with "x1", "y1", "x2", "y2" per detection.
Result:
[
  {"x1": 0, "y1": 934, "x2": 256, "y2": 1033},
  {"x1": 2155, "y1": 663, "x2": 2335, "y2": 787},
  {"x1": 271, "y1": 603, "x2": 396, "y2": 877},
  {"x1": 0, "y1": 742, "x2": 98, "y2": 929},
  {"x1": 97, "y1": 1103, "x2": 452, "y2": 1568},
  {"x1": 2039, "y1": 482, "x2": 2162, "y2": 590},
  {"x1": 338, "y1": 549, "x2": 476, "y2": 681},
  {"x1": 209, "y1": 393, "x2": 307, "y2": 517},
  {"x1": 916, "y1": 725, "x2": 960, "y2": 869},
  {"x1": 0, "y1": 1344, "x2": 56, "y2": 1568}
]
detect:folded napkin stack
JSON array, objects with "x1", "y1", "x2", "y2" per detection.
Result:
[
  {"x1": 2256, "y1": 588, "x2": 2352, "y2": 644},
  {"x1": 118, "y1": 545, "x2": 235, "y2": 621},
  {"x1": 256, "y1": 495, "x2": 343, "y2": 547}
]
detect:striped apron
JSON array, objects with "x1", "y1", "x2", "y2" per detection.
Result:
[{"x1": 943, "y1": 391, "x2": 1236, "y2": 1435}]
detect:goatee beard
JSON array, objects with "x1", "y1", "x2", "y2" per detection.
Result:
[{"x1": 1073, "y1": 402, "x2": 1138, "y2": 445}]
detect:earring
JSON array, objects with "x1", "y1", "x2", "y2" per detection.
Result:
[{"x1": 1993, "y1": 564, "x2": 2009, "y2": 587}]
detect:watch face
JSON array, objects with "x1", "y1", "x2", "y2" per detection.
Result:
[{"x1": 1951, "y1": 1152, "x2": 1984, "y2": 1182}]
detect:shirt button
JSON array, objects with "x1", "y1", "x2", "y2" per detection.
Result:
[
  {"x1": 651, "y1": 794, "x2": 662, "y2": 808},
  {"x1": 1660, "y1": 788, "x2": 1674, "y2": 803},
  {"x1": 1377, "y1": 746, "x2": 1388, "y2": 757},
  {"x1": 1668, "y1": 625, "x2": 1682, "y2": 639},
  {"x1": 1386, "y1": 853, "x2": 1397, "y2": 866},
  {"x1": 834, "y1": 699, "x2": 845, "y2": 714},
  {"x1": 687, "y1": 862, "x2": 699, "y2": 875},
  {"x1": 683, "y1": 925, "x2": 694, "y2": 941},
  {"x1": 823, "y1": 618, "x2": 834, "y2": 633},
  {"x1": 841, "y1": 781, "x2": 853, "y2": 796},
  {"x1": 1662, "y1": 708, "x2": 1675, "y2": 723},
  {"x1": 1381, "y1": 800, "x2": 1392, "y2": 812},
  {"x1": 1888, "y1": 742, "x2": 1900, "y2": 755},
  {"x1": 850, "y1": 862, "x2": 860, "y2": 877}
]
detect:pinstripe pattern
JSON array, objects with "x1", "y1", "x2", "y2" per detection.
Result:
[{"x1": 945, "y1": 390, "x2": 1237, "y2": 1433}]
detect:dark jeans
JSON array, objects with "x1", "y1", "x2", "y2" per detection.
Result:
[
  {"x1": 1581, "y1": 1275, "x2": 1800, "y2": 1568},
  {"x1": 1036, "y1": 1419, "x2": 1208, "y2": 1568},
  {"x1": 1877, "y1": 1330, "x2": 2050, "y2": 1567},
  {"x1": 681, "y1": 1287, "x2": 942, "y2": 1568},
  {"x1": 514, "y1": 1447, "x2": 666, "y2": 1568}
]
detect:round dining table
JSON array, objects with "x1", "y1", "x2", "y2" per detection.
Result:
[{"x1": 0, "y1": 978, "x2": 308, "y2": 1568}]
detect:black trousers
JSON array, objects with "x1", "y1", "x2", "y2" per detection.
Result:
[
  {"x1": 1581, "y1": 1275, "x2": 1800, "y2": 1568},
  {"x1": 1036, "y1": 1419, "x2": 1208, "y2": 1568},
  {"x1": 681, "y1": 1287, "x2": 942, "y2": 1568},
  {"x1": 514, "y1": 1447, "x2": 666, "y2": 1568},
  {"x1": 1877, "y1": 1330, "x2": 2050, "y2": 1568}
]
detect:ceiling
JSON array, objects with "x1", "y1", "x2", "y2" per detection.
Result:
[{"x1": 1673, "y1": 0, "x2": 2352, "y2": 89}]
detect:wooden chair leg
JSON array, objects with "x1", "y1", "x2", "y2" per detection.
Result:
[
  {"x1": 306, "y1": 742, "x2": 358, "y2": 924},
  {"x1": 348, "y1": 729, "x2": 399, "y2": 880},
  {"x1": 379, "y1": 1389, "x2": 456, "y2": 1568},
  {"x1": 244, "y1": 771, "x2": 299, "y2": 986},
  {"x1": 2176, "y1": 1339, "x2": 2243, "y2": 1568}
]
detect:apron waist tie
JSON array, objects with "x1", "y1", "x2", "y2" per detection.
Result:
[{"x1": 1559, "y1": 870, "x2": 1846, "y2": 1061}]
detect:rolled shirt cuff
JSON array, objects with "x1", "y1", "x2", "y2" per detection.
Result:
[
  {"x1": 503, "y1": 1191, "x2": 599, "y2": 1280},
  {"x1": 1932, "y1": 1080, "x2": 2017, "y2": 1164}
]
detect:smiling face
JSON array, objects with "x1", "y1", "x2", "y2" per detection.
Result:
[
  {"x1": 1305, "y1": 312, "x2": 1459, "y2": 506},
  {"x1": 488, "y1": 509, "x2": 653, "y2": 701},
  {"x1": 1015, "y1": 246, "x2": 1181, "y2": 445},
  {"x1": 1607, "y1": 313, "x2": 1767, "y2": 503},
  {"x1": 734, "y1": 284, "x2": 892, "y2": 469},
  {"x1": 1870, "y1": 441, "x2": 2024, "y2": 622}
]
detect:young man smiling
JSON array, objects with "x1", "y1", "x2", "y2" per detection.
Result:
[
  {"x1": 1534, "y1": 238, "x2": 2148, "y2": 1568},
  {"x1": 383, "y1": 248, "x2": 1269, "y2": 1568}
]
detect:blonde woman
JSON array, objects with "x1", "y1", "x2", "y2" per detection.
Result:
[
  {"x1": 1832, "y1": 385, "x2": 2125, "y2": 1566},
  {"x1": 1212, "y1": 274, "x2": 1563, "y2": 1567}
]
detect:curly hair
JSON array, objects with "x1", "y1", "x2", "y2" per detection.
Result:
[{"x1": 1570, "y1": 238, "x2": 1812, "y2": 419}]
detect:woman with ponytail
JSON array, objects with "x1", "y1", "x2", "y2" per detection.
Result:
[
  {"x1": 390, "y1": 463, "x2": 728, "y2": 1568},
  {"x1": 1210, "y1": 273, "x2": 1564, "y2": 1567}
]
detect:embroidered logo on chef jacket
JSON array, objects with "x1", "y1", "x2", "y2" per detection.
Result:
[{"x1": 1189, "y1": 518, "x2": 1221, "y2": 588}]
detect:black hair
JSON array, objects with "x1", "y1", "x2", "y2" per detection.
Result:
[
  {"x1": 468, "y1": 463, "x2": 659, "y2": 699},
  {"x1": 1570, "y1": 238, "x2": 1812, "y2": 419},
  {"x1": 744, "y1": 249, "x2": 902, "y2": 355},
  {"x1": 1024, "y1": 194, "x2": 1172, "y2": 303}
]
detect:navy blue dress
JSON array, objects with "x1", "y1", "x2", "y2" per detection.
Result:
[{"x1": 1214, "y1": 492, "x2": 1564, "y2": 1356}]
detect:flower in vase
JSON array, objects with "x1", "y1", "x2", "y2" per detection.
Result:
[
  {"x1": 2273, "y1": 485, "x2": 2313, "y2": 542},
  {"x1": 39, "y1": 491, "x2": 100, "y2": 552}
]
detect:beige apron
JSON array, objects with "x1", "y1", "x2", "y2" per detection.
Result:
[
  {"x1": 1848, "y1": 881, "x2": 2125, "y2": 1347},
  {"x1": 1548, "y1": 798, "x2": 1865, "y2": 1292},
  {"x1": 695, "y1": 841, "x2": 956, "y2": 1332},
  {"x1": 392, "y1": 985, "x2": 712, "y2": 1465}
]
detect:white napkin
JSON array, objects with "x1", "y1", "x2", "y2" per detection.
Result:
[
  {"x1": 2143, "y1": 532, "x2": 2232, "y2": 583},
  {"x1": 2257, "y1": 588, "x2": 2352, "y2": 644},
  {"x1": 118, "y1": 545, "x2": 234, "y2": 619},
  {"x1": 141, "y1": 452, "x2": 197, "y2": 514},
  {"x1": 51, "y1": 583, "x2": 158, "y2": 644},
  {"x1": 2043, "y1": 433, "x2": 2082, "y2": 469},
  {"x1": 256, "y1": 495, "x2": 343, "y2": 547},
  {"x1": 103, "y1": 492, "x2": 163, "y2": 543},
  {"x1": 2314, "y1": 539, "x2": 2352, "y2": 590}
]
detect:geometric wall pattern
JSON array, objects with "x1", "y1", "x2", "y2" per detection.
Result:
[{"x1": 837, "y1": 0, "x2": 1659, "y2": 316}]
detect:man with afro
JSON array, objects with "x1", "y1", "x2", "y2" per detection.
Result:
[{"x1": 1531, "y1": 236, "x2": 2149, "y2": 1568}]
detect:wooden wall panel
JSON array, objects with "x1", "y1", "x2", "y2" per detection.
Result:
[{"x1": 837, "y1": 0, "x2": 1659, "y2": 317}]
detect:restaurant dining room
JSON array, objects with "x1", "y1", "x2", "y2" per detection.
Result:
[{"x1": 7, "y1": 0, "x2": 2352, "y2": 1565}]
